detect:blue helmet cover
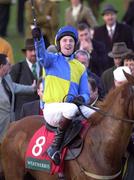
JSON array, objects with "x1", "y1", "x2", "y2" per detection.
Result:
[{"x1": 55, "y1": 25, "x2": 78, "y2": 45}]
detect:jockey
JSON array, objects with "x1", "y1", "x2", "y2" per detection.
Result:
[{"x1": 32, "y1": 25, "x2": 95, "y2": 165}]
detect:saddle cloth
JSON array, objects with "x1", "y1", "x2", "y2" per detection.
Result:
[{"x1": 25, "y1": 120, "x2": 89, "y2": 175}]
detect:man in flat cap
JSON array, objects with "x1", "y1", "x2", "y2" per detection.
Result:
[
  {"x1": 93, "y1": 3, "x2": 134, "y2": 69},
  {"x1": 101, "y1": 42, "x2": 133, "y2": 95}
]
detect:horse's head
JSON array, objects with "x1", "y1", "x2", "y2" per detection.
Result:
[
  {"x1": 83, "y1": 72, "x2": 134, "y2": 178},
  {"x1": 124, "y1": 70, "x2": 134, "y2": 84},
  {"x1": 121, "y1": 71, "x2": 134, "y2": 120}
]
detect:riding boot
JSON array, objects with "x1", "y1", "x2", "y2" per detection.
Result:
[{"x1": 47, "y1": 117, "x2": 71, "y2": 165}]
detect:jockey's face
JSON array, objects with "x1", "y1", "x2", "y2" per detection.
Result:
[
  {"x1": 25, "y1": 49, "x2": 36, "y2": 64},
  {"x1": 60, "y1": 36, "x2": 75, "y2": 56}
]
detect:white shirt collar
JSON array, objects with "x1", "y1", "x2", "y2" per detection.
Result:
[
  {"x1": 26, "y1": 58, "x2": 40, "y2": 78},
  {"x1": 106, "y1": 23, "x2": 116, "y2": 32},
  {"x1": 26, "y1": 58, "x2": 34, "y2": 70},
  {"x1": 72, "y1": 4, "x2": 81, "y2": 20}
]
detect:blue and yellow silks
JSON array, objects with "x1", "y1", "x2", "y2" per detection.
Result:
[{"x1": 34, "y1": 36, "x2": 90, "y2": 104}]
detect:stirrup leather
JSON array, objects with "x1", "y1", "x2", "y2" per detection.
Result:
[
  {"x1": 51, "y1": 151, "x2": 60, "y2": 161},
  {"x1": 47, "y1": 146, "x2": 61, "y2": 165}
]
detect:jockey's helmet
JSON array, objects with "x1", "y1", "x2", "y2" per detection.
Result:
[{"x1": 55, "y1": 25, "x2": 78, "y2": 51}]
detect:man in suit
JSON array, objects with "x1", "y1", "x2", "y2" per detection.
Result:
[
  {"x1": 101, "y1": 42, "x2": 133, "y2": 96},
  {"x1": 94, "y1": 4, "x2": 134, "y2": 69},
  {"x1": 0, "y1": 53, "x2": 36, "y2": 142},
  {"x1": 10, "y1": 38, "x2": 42, "y2": 120},
  {"x1": 74, "y1": 49, "x2": 104, "y2": 100},
  {"x1": 77, "y1": 23, "x2": 107, "y2": 76}
]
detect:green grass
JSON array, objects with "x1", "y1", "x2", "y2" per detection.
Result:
[{"x1": 6, "y1": 0, "x2": 124, "y2": 63}]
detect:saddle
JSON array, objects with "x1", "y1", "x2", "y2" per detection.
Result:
[
  {"x1": 25, "y1": 118, "x2": 89, "y2": 175},
  {"x1": 45, "y1": 119, "x2": 84, "y2": 159}
]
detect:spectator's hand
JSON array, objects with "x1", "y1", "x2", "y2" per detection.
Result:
[
  {"x1": 32, "y1": 27, "x2": 41, "y2": 39},
  {"x1": 32, "y1": 80, "x2": 37, "y2": 91},
  {"x1": 80, "y1": 40, "x2": 93, "y2": 53},
  {"x1": 72, "y1": 96, "x2": 85, "y2": 106}
]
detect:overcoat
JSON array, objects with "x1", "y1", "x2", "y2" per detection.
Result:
[
  {"x1": 10, "y1": 60, "x2": 41, "y2": 120},
  {"x1": 65, "y1": 4, "x2": 98, "y2": 28}
]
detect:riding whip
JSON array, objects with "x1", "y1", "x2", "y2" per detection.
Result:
[{"x1": 30, "y1": 0, "x2": 37, "y2": 27}]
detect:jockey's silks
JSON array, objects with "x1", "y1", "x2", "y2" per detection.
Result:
[{"x1": 34, "y1": 36, "x2": 90, "y2": 104}]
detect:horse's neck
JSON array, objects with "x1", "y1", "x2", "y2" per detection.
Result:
[{"x1": 87, "y1": 115, "x2": 133, "y2": 174}]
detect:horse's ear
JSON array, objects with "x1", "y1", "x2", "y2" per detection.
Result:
[{"x1": 123, "y1": 70, "x2": 134, "y2": 84}]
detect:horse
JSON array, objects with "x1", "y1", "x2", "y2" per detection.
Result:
[{"x1": 1, "y1": 72, "x2": 134, "y2": 180}]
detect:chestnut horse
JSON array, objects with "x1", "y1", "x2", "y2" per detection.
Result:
[{"x1": 1, "y1": 73, "x2": 134, "y2": 180}]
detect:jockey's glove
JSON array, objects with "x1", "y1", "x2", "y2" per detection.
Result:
[
  {"x1": 72, "y1": 96, "x2": 85, "y2": 106},
  {"x1": 32, "y1": 27, "x2": 41, "y2": 40}
]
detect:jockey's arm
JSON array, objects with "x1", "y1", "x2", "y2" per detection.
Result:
[
  {"x1": 34, "y1": 35, "x2": 57, "y2": 68},
  {"x1": 78, "y1": 71, "x2": 90, "y2": 104}
]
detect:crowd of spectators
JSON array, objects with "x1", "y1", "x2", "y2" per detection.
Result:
[{"x1": 0, "y1": 0, "x2": 134, "y2": 179}]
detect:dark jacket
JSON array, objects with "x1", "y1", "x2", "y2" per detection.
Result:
[
  {"x1": 94, "y1": 22, "x2": 134, "y2": 68},
  {"x1": 89, "y1": 39, "x2": 107, "y2": 77},
  {"x1": 101, "y1": 66, "x2": 116, "y2": 96},
  {"x1": 77, "y1": 39, "x2": 107, "y2": 77},
  {"x1": 19, "y1": 100, "x2": 40, "y2": 119},
  {"x1": 87, "y1": 69, "x2": 104, "y2": 99},
  {"x1": 10, "y1": 60, "x2": 42, "y2": 120}
]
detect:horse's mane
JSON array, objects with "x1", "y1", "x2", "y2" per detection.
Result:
[{"x1": 89, "y1": 83, "x2": 130, "y2": 126}]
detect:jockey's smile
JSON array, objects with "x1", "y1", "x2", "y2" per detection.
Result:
[{"x1": 60, "y1": 36, "x2": 75, "y2": 56}]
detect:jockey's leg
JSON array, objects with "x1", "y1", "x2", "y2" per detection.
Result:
[
  {"x1": 47, "y1": 116, "x2": 71, "y2": 165},
  {"x1": 44, "y1": 103, "x2": 78, "y2": 165}
]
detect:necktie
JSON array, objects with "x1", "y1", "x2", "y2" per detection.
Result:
[
  {"x1": 32, "y1": 64, "x2": 37, "y2": 79},
  {"x1": 2, "y1": 78, "x2": 12, "y2": 103},
  {"x1": 109, "y1": 28, "x2": 114, "y2": 40}
]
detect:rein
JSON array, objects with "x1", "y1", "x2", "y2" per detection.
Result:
[
  {"x1": 63, "y1": 94, "x2": 134, "y2": 123},
  {"x1": 82, "y1": 102, "x2": 134, "y2": 123}
]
